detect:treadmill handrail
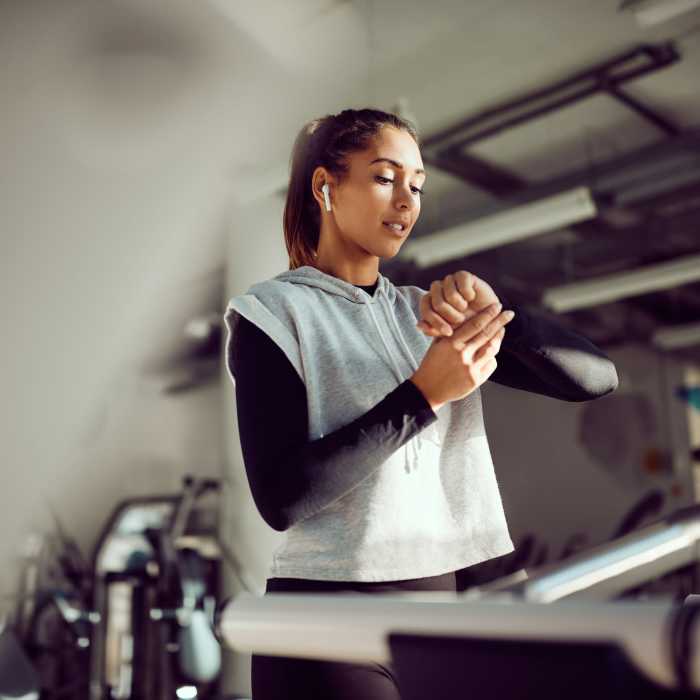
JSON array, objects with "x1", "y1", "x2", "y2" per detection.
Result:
[
  {"x1": 215, "y1": 590, "x2": 700, "y2": 691},
  {"x1": 481, "y1": 504, "x2": 700, "y2": 602}
]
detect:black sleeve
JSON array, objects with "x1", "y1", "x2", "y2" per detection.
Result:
[
  {"x1": 227, "y1": 312, "x2": 438, "y2": 532},
  {"x1": 488, "y1": 287, "x2": 619, "y2": 402}
]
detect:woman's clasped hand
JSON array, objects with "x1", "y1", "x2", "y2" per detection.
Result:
[
  {"x1": 416, "y1": 270, "x2": 508, "y2": 337},
  {"x1": 410, "y1": 302, "x2": 515, "y2": 412}
]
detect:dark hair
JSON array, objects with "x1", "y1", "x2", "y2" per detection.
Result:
[{"x1": 283, "y1": 108, "x2": 420, "y2": 270}]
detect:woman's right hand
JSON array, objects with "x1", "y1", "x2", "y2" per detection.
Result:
[{"x1": 409, "y1": 303, "x2": 515, "y2": 412}]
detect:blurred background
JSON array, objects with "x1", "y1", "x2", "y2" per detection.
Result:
[{"x1": 2, "y1": 0, "x2": 700, "y2": 697}]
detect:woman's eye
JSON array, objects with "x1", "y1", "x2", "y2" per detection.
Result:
[{"x1": 375, "y1": 176, "x2": 424, "y2": 196}]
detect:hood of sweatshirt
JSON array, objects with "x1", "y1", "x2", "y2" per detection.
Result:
[{"x1": 275, "y1": 265, "x2": 415, "y2": 375}]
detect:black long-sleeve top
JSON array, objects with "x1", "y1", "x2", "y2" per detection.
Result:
[{"x1": 227, "y1": 281, "x2": 618, "y2": 536}]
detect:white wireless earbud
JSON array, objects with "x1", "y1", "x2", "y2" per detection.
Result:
[{"x1": 321, "y1": 183, "x2": 332, "y2": 212}]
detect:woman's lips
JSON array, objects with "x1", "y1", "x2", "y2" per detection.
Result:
[{"x1": 382, "y1": 222, "x2": 407, "y2": 236}]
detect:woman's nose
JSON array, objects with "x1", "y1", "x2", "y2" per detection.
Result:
[{"x1": 395, "y1": 186, "x2": 416, "y2": 210}]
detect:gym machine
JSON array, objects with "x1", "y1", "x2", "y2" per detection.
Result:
[{"x1": 215, "y1": 505, "x2": 700, "y2": 699}]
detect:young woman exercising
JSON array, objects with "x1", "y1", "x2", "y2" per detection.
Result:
[{"x1": 224, "y1": 107, "x2": 618, "y2": 699}]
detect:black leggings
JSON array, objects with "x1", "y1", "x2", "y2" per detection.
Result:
[{"x1": 250, "y1": 570, "x2": 458, "y2": 700}]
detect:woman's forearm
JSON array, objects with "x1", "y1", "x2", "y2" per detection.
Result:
[{"x1": 489, "y1": 290, "x2": 619, "y2": 401}]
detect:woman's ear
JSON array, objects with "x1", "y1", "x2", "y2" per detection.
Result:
[
  {"x1": 321, "y1": 183, "x2": 332, "y2": 212},
  {"x1": 311, "y1": 167, "x2": 333, "y2": 213}
]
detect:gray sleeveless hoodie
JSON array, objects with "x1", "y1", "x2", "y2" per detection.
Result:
[{"x1": 224, "y1": 265, "x2": 514, "y2": 581}]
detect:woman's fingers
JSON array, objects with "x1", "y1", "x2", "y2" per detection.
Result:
[
  {"x1": 473, "y1": 327, "x2": 505, "y2": 364},
  {"x1": 452, "y1": 304, "x2": 515, "y2": 355},
  {"x1": 420, "y1": 287, "x2": 456, "y2": 335},
  {"x1": 450, "y1": 302, "x2": 502, "y2": 344},
  {"x1": 418, "y1": 274, "x2": 479, "y2": 337},
  {"x1": 452, "y1": 271, "x2": 476, "y2": 306},
  {"x1": 442, "y1": 275, "x2": 470, "y2": 313},
  {"x1": 481, "y1": 356, "x2": 499, "y2": 381},
  {"x1": 428, "y1": 280, "x2": 468, "y2": 330},
  {"x1": 416, "y1": 320, "x2": 444, "y2": 337}
]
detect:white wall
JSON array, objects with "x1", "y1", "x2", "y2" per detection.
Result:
[{"x1": 0, "y1": 0, "x2": 241, "y2": 604}]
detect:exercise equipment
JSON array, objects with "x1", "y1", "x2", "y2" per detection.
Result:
[
  {"x1": 89, "y1": 475, "x2": 223, "y2": 699},
  {"x1": 215, "y1": 504, "x2": 700, "y2": 698}
]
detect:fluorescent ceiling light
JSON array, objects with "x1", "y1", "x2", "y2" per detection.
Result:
[
  {"x1": 399, "y1": 186, "x2": 597, "y2": 268},
  {"x1": 619, "y1": 0, "x2": 700, "y2": 26},
  {"x1": 542, "y1": 253, "x2": 700, "y2": 313},
  {"x1": 653, "y1": 322, "x2": 700, "y2": 350}
]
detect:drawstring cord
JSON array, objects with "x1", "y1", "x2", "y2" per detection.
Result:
[
  {"x1": 380, "y1": 286, "x2": 442, "y2": 450},
  {"x1": 361, "y1": 283, "x2": 442, "y2": 473}
]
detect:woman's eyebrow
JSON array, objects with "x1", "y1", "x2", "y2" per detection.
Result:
[{"x1": 369, "y1": 157, "x2": 425, "y2": 176}]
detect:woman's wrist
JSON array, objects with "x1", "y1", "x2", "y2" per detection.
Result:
[{"x1": 408, "y1": 375, "x2": 444, "y2": 413}]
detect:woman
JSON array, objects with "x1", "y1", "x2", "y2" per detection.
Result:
[{"x1": 224, "y1": 108, "x2": 618, "y2": 699}]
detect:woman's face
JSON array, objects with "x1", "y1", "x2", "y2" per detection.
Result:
[{"x1": 321, "y1": 126, "x2": 425, "y2": 263}]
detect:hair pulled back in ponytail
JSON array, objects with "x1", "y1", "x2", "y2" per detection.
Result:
[{"x1": 283, "y1": 108, "x2": 419, "y2": 270}]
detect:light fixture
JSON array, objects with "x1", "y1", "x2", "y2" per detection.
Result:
[
  {"x1": 399, "y1": 186, "x2": 597, "y2": 268},
  {"x1": 653, "y1": 322, "x2": 700, "y2": 350},
  {"x1": 619, "y1": 0, "x2": 700, "y2": 26},
  {"x1": 542, "y1": 253, "x2": 700, "y2": 313}
]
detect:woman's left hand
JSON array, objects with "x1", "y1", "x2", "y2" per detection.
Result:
[{"x1": 417, "y1": 271, "x2": 501, "y2": 337}]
